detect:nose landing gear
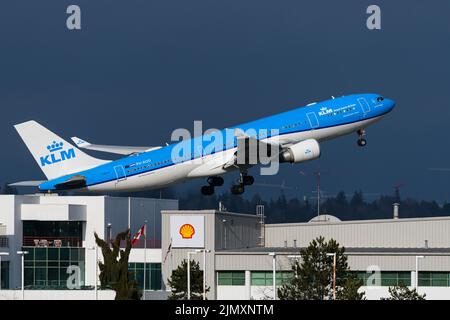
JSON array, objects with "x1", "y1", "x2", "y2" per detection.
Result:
[{"x1": 357, "y1": 129, "x2": 367, "y2": 147}]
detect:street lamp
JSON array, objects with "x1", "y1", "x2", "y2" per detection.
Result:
[
  {"x1": 87, "y1": 246, "x2": 98, "y2": 300},
  {"x1": 221, "y1": 219, "x2": 227, "y2": 249},
  {"x1": 17, "y1": 251, "x2": 29, "y2": 300},
  {"x1": 0, "y1": 252, "x2": 9, "y2": 290},
  {"x1": 187, "y1": 249, "x2": 202, "y2": 300},
  {"x1": 202, "y1": 249, "x2": 211, "y2": 300},
  {"x1": 326, "y1": 253, "x2": 337, "y2": 300},
  {"x1": 415, "y1": 256, "x2": 425, "y2": 289},
  {"x1": 106, "y1": 223, "x2": 112, "y2": 246},
  {"x1": 268, "y1": 252, "x2": 277, "y2": 300},
  {"x1": 143, "y1": 219, "x2": 147, "y2": 301}
]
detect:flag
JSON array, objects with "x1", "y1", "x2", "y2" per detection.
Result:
[
  {"x1": 131, "y1": 224, "x2": 146, "y2": 246},
  {"x1": 163, "y1": 238, "x2": 172, "y2": 263}
]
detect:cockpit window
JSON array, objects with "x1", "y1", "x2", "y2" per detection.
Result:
[{"x1": 376, "y1": 96, "x2": 384, "y2": 102}]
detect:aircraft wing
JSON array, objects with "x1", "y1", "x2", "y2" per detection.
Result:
[
  {"x1": 71, "y1": 137, "x2": 162, "y2": 155},
  {"x1": 222, "y1": 128, "x2": 282, "y2": 169}
]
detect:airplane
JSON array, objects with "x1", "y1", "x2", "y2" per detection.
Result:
[{"x1": 12, "y1": 93, "x2": 395, "y2": 195}]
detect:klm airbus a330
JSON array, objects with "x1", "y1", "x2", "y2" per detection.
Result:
[{"x1": 13, "y1": 93, "x2": 395, "y2": 195}]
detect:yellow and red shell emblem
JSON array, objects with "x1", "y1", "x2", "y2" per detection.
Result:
[{"x1": 179, "y1": 223, "x2": 195, "y2": 239}]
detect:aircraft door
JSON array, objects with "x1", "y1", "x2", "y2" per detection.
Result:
[
  {"x1": 306, "y1": 112, "x2": 319, "y2": 129},
  {"x1": 114, "y1": 165, "x2": 127, "y2": 182},
  {"x1": 357, "y1": 97, "x2": 371, "y2": 116}
]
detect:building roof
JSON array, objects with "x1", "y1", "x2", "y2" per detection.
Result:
[{"x1": 266, "y1": 215, "x2": 450, "y2": 227}]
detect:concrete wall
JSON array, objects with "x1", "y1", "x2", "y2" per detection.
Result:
[
  {"x1": 216, "y1": 284, "x2": 450, "y2": 300},
  {"x1": 0, "y1": 289, "x2": 115, "y2": 300}
]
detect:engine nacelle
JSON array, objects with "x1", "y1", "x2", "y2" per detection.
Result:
[{"x1": 280, "y1": 139, "x2": 321, "y2": 163}]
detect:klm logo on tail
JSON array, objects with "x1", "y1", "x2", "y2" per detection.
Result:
[{"x1": 40, "y1": 141, "x2": 76, "y2": 166}]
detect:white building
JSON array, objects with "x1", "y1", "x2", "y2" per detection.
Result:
[
  {"x1": 0, "y1": 194, "x2": 177, "y2": 300},
  {"x1": 161, "y1": 209, "x2": 450, "y2": 300},
  {"x1": 2, "y1": 195, "x2": 450, "y2": 300}
]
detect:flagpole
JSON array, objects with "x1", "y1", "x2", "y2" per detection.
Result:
[
  {"x1": 170, "y1": 238, "x2": 173, "y2": 280},
  {"x1": 143, "y1": 220, "x2": 147, "y2": 300}
]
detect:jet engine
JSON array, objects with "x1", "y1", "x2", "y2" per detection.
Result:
[{"x1": 280, "y1": 139, "x2": 321, "y2": 163}]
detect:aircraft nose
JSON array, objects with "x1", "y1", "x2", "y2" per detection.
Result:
[{"x1": 384, "y1": 98, "x2": 396, "y2": 112}]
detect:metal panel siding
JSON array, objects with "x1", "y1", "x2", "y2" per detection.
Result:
[
  {"x1": 215, "y1": 213, "x2": 260, "y2": 250},
  {"x1": 215, "y1": 253, "x2": 450, "y2": 273},
  {"x1": 347, "y1": 255, "x2": 450, "y2": 271},
  {"x1": 265, "y1": 218, "x2": 450, "y2": 248},
  {"x1": 215, "y1": 254, "x2": 293, "y2": 271}
]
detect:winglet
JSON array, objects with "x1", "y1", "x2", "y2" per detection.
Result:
[{"x1": 71, "y1": 137, "x2": 91, "y2": 148}]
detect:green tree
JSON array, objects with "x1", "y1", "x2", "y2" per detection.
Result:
[
  {"x1": 94, "y1": 230, "x2": 142, "y2": 300},
  {"x1": 167, "y1": 259, "x2": 209, "y2": 300},
  {"x1": 278, "y1": 236, "x2": 365, "y2": 300},
  {"x1": 382, "y1": 284, "x2": 426, "y2": 300}
]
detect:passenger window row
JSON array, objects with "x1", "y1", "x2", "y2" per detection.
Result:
[{"x1": 125, "y1": 159, "x2": 171, "y2": 174}]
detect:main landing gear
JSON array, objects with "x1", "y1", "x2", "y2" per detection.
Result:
[
  {"x1": 357, "y1": 129, "x2": 367, "y2": 147},
  {"x1": 200, "y1": 173, "x2": 255, "y2": 196},
  {"x1": 200, "y1": 176, "x2": 224, "y2": 196},
  {"x1": 230, "y1": 172, "x2": 254, "y2": 195}
]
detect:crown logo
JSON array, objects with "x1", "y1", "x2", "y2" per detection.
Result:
[
  {"x1": 179, "y1": 223, "x2": 195, "y2": 239},
  {"x1": 47, "y1": 141, "x2": 64, "y2": 153}
]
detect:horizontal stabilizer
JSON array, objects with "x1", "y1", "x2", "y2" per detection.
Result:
[
  {"x1": 71, "y1": 137, "x2": 161, "y2": 155},
  {"x1": 8, "y1": 181, "x2": 46, "y2": 187}
]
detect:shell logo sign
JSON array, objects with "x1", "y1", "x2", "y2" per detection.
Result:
[
  {"x1": 170, "y1": 215, "x2": 205, "y2": 248},
  {"x1": 179, "y1": 223, "x2": 195, "y2": 239}
]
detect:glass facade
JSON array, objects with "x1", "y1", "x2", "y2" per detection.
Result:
[
  {"x1": 418, "y1": 272, "x2": 450, "y2": 287},
  {"x1": 24, "y1": 247, "x2": 85, "y2": 289},
  {"x1": 22, "y1": 221, "x2": 83, "y2": 247},
  {"x1": 128, "y1": 263, "x2": 162, "y2": 290},
  {"x1": 354, "y1": 271, "x2": 411, "y2": 286},
  {"x1": 1, "y1": 261, "x2": 9, "y2": 289},
  {"x1": 218, "y1": 271, "x2": 245, "y2": 286},
  {"x1": 251, "y1": 271, "x2": 293, "y2": 286}
]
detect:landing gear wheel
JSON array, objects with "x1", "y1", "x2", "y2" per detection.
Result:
[
  {"x1": 357, "y1": 138, "x2": 367, "y2": 147},
  {"x1": 357, "y1": 129, "x2": 367, "y2": 147},
  {"x1": 242, "y1": 175, "x2": 254, "y2": 186},
  {"x1": 207, "y1": 176, "x2": 224, "y2": 187},
  {"x1": 230, "y1": 184, "x2": 245, "y2": 195},
  {"x1": 201, "y1": 185, "x2": 215, "y2": 196}
]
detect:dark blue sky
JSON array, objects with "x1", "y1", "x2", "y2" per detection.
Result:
[{"x1": 1, "y1": 1, "x2": 450, "y2": 201}]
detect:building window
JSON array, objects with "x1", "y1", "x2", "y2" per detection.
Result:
[
  {"x1": 354, "y1": 271, "x2": 411, "y2": 287},
  {"x1": 217, "y1": 271, "x2": 245, "y2": 286},
  {"x1": 419, "y1": 272, "x2": 450, "y2": 287},
  {"x1": 128, "y1": 263, "x2": 162, "y2": 290},
  {"x1": 23, "y1": 247, "x2": 85, "y2": 289},
  {"x1": 0, "y1": 236, "x2": 8, "y2": 248},
  {"x1": 251, "y1": 271, "x2": 293, "y2": 286},
  {"x1": 22, "y1": 221, "x2": 83, "y2": 247},
  {"x1": 0, "y1": 261, "x2": 9, "y2": 289}
]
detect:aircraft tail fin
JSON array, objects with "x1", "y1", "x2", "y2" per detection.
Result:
[{"x1": 14, "y1": 120, "x2": 109, "y2": 180}]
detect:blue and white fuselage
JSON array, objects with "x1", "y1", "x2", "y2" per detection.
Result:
[{"x1": 14, "y1": 93, "x2": 395, "y2": 194}]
